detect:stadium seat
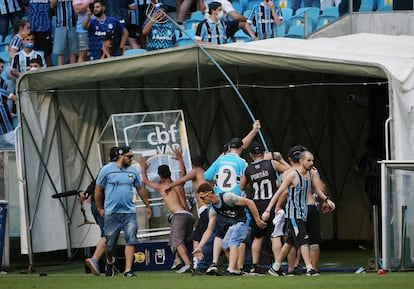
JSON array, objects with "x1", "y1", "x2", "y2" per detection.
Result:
[
  {"x1": 377, "y1": 0, "x2": 393, "y2": 11},
  {"x1": 359, "y1": 0, "x2": 376, "y2": 12},
  {"x1": 232, "y1": 0, "x2": 245, "y2": 14},
  {"x1": 232, "y1": 30, "x2": 252, "y2": 42},
  {"x1": 124, "y1": 49, "x2": 147, "y2": 56},
  {"x1": 243, "y1": 9, "x2": 252, "y2": 18},
  {"x1": 190, "y1": 11, "x2": 204, "y2": 20},
  {"x1": 286, "y1": 7, "x2": 319, "y2": 31},
  {"x1": 316, "y1": 15, "x2": 338, "y2": 29},
  {"x1": 0, "y1": 35, "x2": 11, "y2": 52},
  {"x1": 177, "y1": 29, "x2": 196, "y2": 47},
  {"x1": 184, "y1": 19, "x2": 201, "y2": 30},
  {"x1": 321, "y1": 6, "x2": 339, "y2": 17},
  {"x1": 276, "y1": 21, "x2": 287, "y2": 37},
  {"x1": 246, "y1": 0, "x2": 262, "y2": 11},
  {"x1": 285, "y1": 22, "x2": 313, "y2": 38},
  {"x1": 281, "y1": 8, "x2": 293, "y2": 21}
]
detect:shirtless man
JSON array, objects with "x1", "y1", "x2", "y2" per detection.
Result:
[{"x1": 139, "y1": 151, "x2": 195, "y2": 274}]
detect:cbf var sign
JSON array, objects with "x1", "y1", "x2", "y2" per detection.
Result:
[{"x1": 98, "y1": 110, "x2": 192, "y2": 193}]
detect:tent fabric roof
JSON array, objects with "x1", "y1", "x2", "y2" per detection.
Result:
[{"x1": 18, "y1": 33, "x2": 414, "y2": 159}]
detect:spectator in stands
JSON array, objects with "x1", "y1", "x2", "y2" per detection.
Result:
[
  {"x1": 104, "y1": 0, "x2": 139, "y2": 49},
  {"x1": 0, "y1": 0, "x2": 25, "y2": 42},
  {"x1": 82, "y1": 0, "x2": 129, "y2": 60},
  {"x1": 176, "y1": 0, "x2": 204, "y2": 28},
  {"x1": 7, "y1": 18, "x2": 30, "y2": 95},
  {"x1": 0, "y1": 58, "x2": 17, "y2": 146},
  {"x1": 247, "y1": 0, "x2": 282, "y2": 40},
  {"x1": 195, "y1": 1, "x2": 227, "y2": 44},
  {"x1": 22, "y1": 0, "x2": 53, "y2": 67},
  {"x1": 9, "y1": 19, "x2": 31, "y2": 60},
  {"x1": 132, "y1": 0, "x2": 152, "y2": 49},
  {"x1": 10, "y1": 32, "x2": 46, "y2": 78},
  {"x1": 50, "y1": 0, "x2": 78, "y2": 65},
  {"x1": 203, "y1": 0, "x2": 257, "y2": 42},
  {"x1": 142, "y1": 3, "x2": 177, "y2": 51},
  {"x1": 28, "y1": 58, "x2": 43, "y2": 70},
  {"x1": 72, "y1": 0, "x2": 92, "y2": 62},
  {"x1": 339, "y1": 0, "x2": 361, "y2": 16},
  {"x1": 290, "y1": 0, "x2": 313, "y2": 14}
]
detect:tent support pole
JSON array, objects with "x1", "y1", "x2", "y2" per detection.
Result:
[{"x1": 168, "y1": 14, "x2": 269, "y2": 151}]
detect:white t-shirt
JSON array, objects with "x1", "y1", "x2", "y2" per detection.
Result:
[{"x1": 204, "y1": 0, "x2": 235, "y2": 20}]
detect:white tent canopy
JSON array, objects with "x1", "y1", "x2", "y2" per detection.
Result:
[{"x1": 15, "y1": 33, "x2": 412, "y2": 258}]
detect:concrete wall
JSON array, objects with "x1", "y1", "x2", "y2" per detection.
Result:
[{"x1": 311, "y1": 11, "x2": 414, "y2": 38}]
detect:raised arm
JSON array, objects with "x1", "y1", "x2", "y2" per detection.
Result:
[
  {"x1": 138, "y1": 158, "x2": 163, "y2": 192},
  {"x1": 242, "y1": 120, "x2": 261, "y2": 149}
]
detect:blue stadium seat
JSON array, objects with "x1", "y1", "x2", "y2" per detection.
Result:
[
  {"x1": 321, "y1": 6, "x2": 339, "y2": 17},
  {"x1": 281, "y1": 8, "x2": 293, "y2": 21},
  {"x1": 232, "y1": 30, "x2": 252, "y2": 42},
  {"x1": 246, "y1": 0, "x2": 261, "y2": 11},
  {"x1": 184, "y1": 19, "x2": 201, "y2": 30},
  {"x1": 285, "y1": 22, "x2": 313, "y2": 38},
  {"x1": 177, "y1": 29, "x2": 195, "y2": 47},
  {"x1": 359, "y1": 0, "x2": 376, "y2": 11},
  {"x1": 190, "y1": 11, "x2": 204, "y2": 20},
  {"x1": 285, "y1": 25, "x2": 307, "y2": 38},
  {"x1": 0, "y1": 35, "x2": 11, "y2": 52},
  {"x1": 243, "y1": 9, "x2": 252, "y2": 18},
  {"x1": 287, "y1": 7, "x2": 319, "y2": 31},
  {"x1": 377, "y1": 0, "x2": 393, "y2": 11},
  {"x1": 276, "y1": 21, "x2": 287, "y2": 37},
  {"x1": 232, "y1": 0, "x2": 245, "y2": 14},
  {"x1": 316, "y1": 15, "x2": 338, "y2": 29},
  {"x1": 124, "y1": 49, "x2": 147, "y2": 56}
]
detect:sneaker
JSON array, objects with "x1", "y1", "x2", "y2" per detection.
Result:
[
  {"x1": 123, "y1": 271, "x2": 137, "y2": 277},
  {"x1": 250, "y1": 265, "x2": 266, "y2": 276},
  {"x1": 171, "y1": 258, "x2": 183, "y2": 270},
  {"x1": 191, "y1": 268, "x2": 206, "y2": 276},
  {"x1": 176, "y1": 264, "x2": 192, "y2": 274},
  {"x1": 217, "y1": 270, "x2": 242, "y2": 276},
  {"x1": 105, "y1": 262, "x2": 115, "y2": 277},
  {"x1": 268, "y1": 267, "x2": 286, "y2": 276},
  {"x1": 206, "y1": 263, "x2": 218, "y2": 275},
  {"x1": 287, "y1": 266, "x2": 303, "y2": 276},
  {"x1": 306, "y1": 269, "x2": 320, "y2": 276},
  {"x1": 85, "y1": 258, "x2": 100, "y2": 276}
]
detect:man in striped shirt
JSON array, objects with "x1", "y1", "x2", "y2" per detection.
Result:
[
  {"x1": 0, "y1": 0, "x2": 25, "y2": 41},
  {"x1": 51, "y1": 0, "x2": 78, "y2": 65},
  {"x1": 247, "y1": 0, "x2": 282, "y2": 40},
  {"x1": 195, "y1": 1, "x2": 226, "y2": 45}
]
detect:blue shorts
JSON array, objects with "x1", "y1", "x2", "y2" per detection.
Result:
[
  {"x1": 222, "y1": 222, "x2": 250, "y2": 249},
  {"x1": 53, "y1": 26, "x2": 79, "y2": 54},
  {"x1": 104, "y1": 213, "x2": 138, "y2": 251},
  {"x1": 78, "y1": 32, "x2": 89, "y2": 51},
  {"x1": 91, "y1": 202, "x2": 105, "y2": 237}
]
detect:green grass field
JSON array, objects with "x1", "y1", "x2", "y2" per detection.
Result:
[
  {"x1": 1, "y1": 248, "x2": 413, "y2": 289},
  {"x1": 1, "y1": 270, "x2": 414, "y2": 289}
]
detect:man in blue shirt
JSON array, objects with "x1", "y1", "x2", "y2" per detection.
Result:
[
  {"x1": 82, "y1": 0, "x2": 129, "y2": 60},
  {"x1": 95, "y1": 145, "x2": 151, "y2": 277},
  {"x1": 142, "y1": 3, "x2": 177, "y2": 51}
]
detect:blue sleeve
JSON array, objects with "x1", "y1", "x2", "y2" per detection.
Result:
[{"x1": 204, "y1": 157, "x2": 219, "y2": 181}]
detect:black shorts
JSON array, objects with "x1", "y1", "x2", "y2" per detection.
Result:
[
  {"x1": 285, "y1": 218, "x2": 309, "y2": 248},
  {"x1": 127, "y1": 24, "x2": 140, "y2": 38},
  {"x1": 251, "y1": 209, "x2": 275, "y2": 239},
  {"x1": 306, "y1": 204, "x2": 322, "y2": 244},
  {"x1": 225, "y1": 20, "x2": 239, "y2": 38},
  {"x1": 32, "y1": 31, "x2": 53, "y2": 56}
]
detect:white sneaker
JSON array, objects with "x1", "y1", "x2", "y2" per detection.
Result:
[
  {"x1": 171, "y1": 258, "x2": 183, "y2": 270},
  {"x1": 176, "y1": 265, "x2": 192, "y2": 274}
]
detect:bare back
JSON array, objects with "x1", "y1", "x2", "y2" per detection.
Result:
[{"x1": 159, "y1": 183, "x2": 190, "y2": 214}]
